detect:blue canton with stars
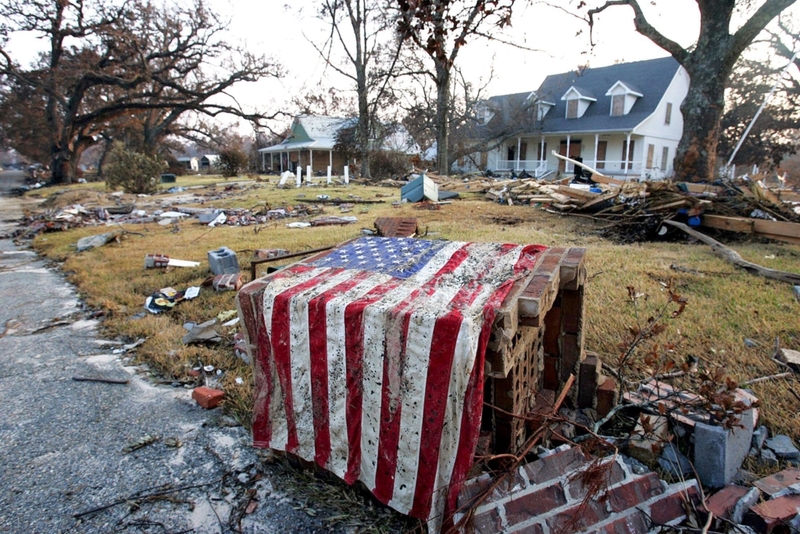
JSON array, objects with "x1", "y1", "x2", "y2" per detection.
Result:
[{"x1": 310, "y1": 237, "x2": 450, "y2": 279}]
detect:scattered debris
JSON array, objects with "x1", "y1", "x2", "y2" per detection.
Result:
[
  {"x1": 374, "y1": 217, "x2": 419, "y2": 238},
  {"x1": 182, "y1": 319, "x2": 221, "y2": 344},
  {"x1": 144, "y1": 286, "x2": 200, "y2": 314},
  {"x1": 76, "y1": 231, "x2": 120, "y2": 252},
  {"x1": 122, "y1": 434, "x2": 159, "y2": 453},
  {"x1": 212, "y1": 273, "x2": 243, "y2": 292},
  {"x1": 144, "y1": 253, "x2": 200, "y2": 269},
  {"x1": 71, "y1": 376, "x2": 129, "y2": 385}
]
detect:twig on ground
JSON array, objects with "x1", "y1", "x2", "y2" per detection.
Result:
[
  {"x1": 72, "y1": 376, "x2": 130, "y2": 385},
  {"x1": 73, "y1": 479, "x2": 220, "y2": 519},
  {"x1": 742, "y1": 372, "x2": 794, "y2": 386}
]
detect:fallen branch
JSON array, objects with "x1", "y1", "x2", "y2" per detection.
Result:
[
  {"x1": 742, "y1": 372, "x2": 794, "y2": 386},
  {"x1": 72, "y1": 376, "x2": 129, "y2": 385},
  {"x1": 663, "y1": 221, "x2": 800, "y2": 285},
  {"x1": 73, "y1": 479, "x2": 220, "y2": 519}
]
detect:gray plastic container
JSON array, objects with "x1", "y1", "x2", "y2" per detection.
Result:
[{"x1": 207, "y1": 247, "x2": 240, "y2": 275}]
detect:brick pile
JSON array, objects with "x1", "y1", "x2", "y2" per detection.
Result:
[{"x1": 458, "y1": 446, "x2": 700, "y2": 533}]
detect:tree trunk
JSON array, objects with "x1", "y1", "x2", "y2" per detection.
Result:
[
  {"x1": 435, "y1": 62, "x2": 451, "y2": 176},
  {"x1": 673, "y1": 67, "x2": 728, "y2": 182},
  {"x1": 51, "y1": 149, "x2": 73, "y2": 184}
]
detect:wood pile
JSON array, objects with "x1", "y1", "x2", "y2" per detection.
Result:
[{"x1": 483, "y1": 176, "x2": 800, "y2": 244}]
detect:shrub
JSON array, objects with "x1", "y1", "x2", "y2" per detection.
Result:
[
  {"x1": 369, "y1": 151, "x2": 411, "y2": 181},
  {"x1": 216, "y1": 146, "x2": 250, "y2": 178},
  {"x1": 104, "y1": 143, "x2": 165, "y2": 194}
]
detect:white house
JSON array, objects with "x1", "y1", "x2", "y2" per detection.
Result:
[
  {"x1": 200, "y1": 154, "x2": 220, "y2": 172},
  {"x1": 463, "y1": 57, "x2": 689, "y2": 180},
  {"x1": 176, "y1": 156, "x2": 199, "y2": 172},
  {"x1": 258, "y1": 115, "x2": 419, "y2": 174}
]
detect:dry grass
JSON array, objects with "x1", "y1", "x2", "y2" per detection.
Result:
[{"x1": 29, "y1": 176, "x2": 800, "y2": 444}]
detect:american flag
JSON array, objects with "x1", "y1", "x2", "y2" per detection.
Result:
[{"x1": 238, "y1": 237, "x2": 544, "y2": 528}]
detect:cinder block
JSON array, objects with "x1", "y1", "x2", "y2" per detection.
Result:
[
  {"x1": 192, "y1": 386, "x2": 224, "y2": 409},
  {"x1": 208, "y1": 246, "x2": 240, "y2": 274},
  {"x1": 694, "y1": 408, "x2": 755, "y2": 488},
  {"x1": 144, "y1": 253, "x2": 169, "y2": 269},
  {"x1": 629, "y1": 414, "x2": 669, "y2": 465}
]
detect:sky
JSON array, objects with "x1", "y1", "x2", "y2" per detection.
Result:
[{"x1": 5, "y1": 0, "x2": 798, "y2": 132}]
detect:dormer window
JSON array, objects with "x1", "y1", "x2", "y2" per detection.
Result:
[
  {"x1": 561, "y1": 86, "x2": 596, "y2": 119},
  {"x1": 605, "y1": 81, "x2": 643, "y2": 116},
  {"x1": 611, "y1": 94, "x2": 625, "y2": 116},
  {"x1": 566, "y1": 99, "x2": 579, "y2": 119},
  {"x1": 537, "y1": 101, "x2": 555, "y2": 120},
  {"x1": 475, "y1": 102, "x2": 493, "y2": 125}
]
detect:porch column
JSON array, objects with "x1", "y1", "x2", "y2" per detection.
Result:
[
  {"x1": 593, "y1": 134, "x2": 599, "y2": 168},
  {"x1": 310, "y1": 149, "x2": 314, "y2": 170},
  {"x1": 329, "y1": 150, "x2": 333, "y2": 171},
  {"x1": 280, "y1": 152, "x2": 284, "y2": 172},
  {"x1": 624, "y1": 132, "x2": 631, "y2": 177},
  {"x1": 540, "y1": 136, "x2": 545, "y2": 178},
  {"x1": 566, "y1": 135, "x2": 571, "y2": 173},
  {"x1": 516, "y1": 137, "x2": 521, "y2": 171}
]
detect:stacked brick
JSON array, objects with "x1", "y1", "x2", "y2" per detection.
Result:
[{"x1": 458, "y1": 446, "x2": 700, "y2": 533}]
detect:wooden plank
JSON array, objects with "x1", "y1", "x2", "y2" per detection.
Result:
[
  {"x1": 753, "y1": 183, "x2": 782, "y2": 205},
  {"x1": 590, "y1": 173, "x2": 625, "y2": 186},
  {"x1": 777, "y1": 191, "x2": 800, "y2": 203},
  {"x1": 701, "y1": 214, "x2": 800, "y2": 244},
  {"x1": 556, "y1": 185, "x2": 598, "y2": 201},
  {"x1": 677, "y1": 182, "x2": 723, "y2": 195},
  {"x1": 578, "y1": 190, "x2": 618, "y2": 210},
  {"x1": 701, "y1": 215, "x2": 754, "y2": 234}
]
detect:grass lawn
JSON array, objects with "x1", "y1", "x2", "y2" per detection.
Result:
[{"x1": 27, "y1": 175, "x2": 800, "y2": 443}]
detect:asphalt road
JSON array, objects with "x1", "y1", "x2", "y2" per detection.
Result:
[{"x1": 0, "y1": 171, "x2": 388, "y2": 533}]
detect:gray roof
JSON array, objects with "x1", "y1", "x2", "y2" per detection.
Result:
[
  {"x1": 536, "y1": 57, "x2": 680, "y2": 134},
  {"x1": 484, "y1": 57, "x2": 681, "y2": 137}
]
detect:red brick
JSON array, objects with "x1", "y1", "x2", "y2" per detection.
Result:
[
  {"x1": 505, "y1": 483, "x2": 567, "y2": 526},
  {"x1": 745, "y1": 495, "x2": 800, "y2": 533},
  {"x1": 595, "y1": 510, "x2": 650, "y2": 534},
  {"x1": 545, "y1": 498, "x2": 609, "y2": 532},
  {"x1": 754, "y1": 468, "x2": 800, "y2": 497},
  {"x1": 522, "y1": 275, "x2": 552, "y2": 300},
  {"x1": 213, "y1": 273, "x2": 243, "y2": 291},
  {"x1": 458, "y1": 475, "x2": 493, "y2": 508},
  {"x1": 560, "y1": 288, "x2": 583, "y2": 334},
  {"x1": 604, "y1": 472, "x2": 663, "y2": 512},
  {"x1": 578, "y1": 353, "x2": 600, "y2": 408},
  {"x1": 596, "y1": 377, "x2": 618, "y2": 418},
  {"x1": 649, "y1": 485, "x2": 699, "y2": 525},
  {"x1": 705, "y1": 485, "x2": 750, "y2": 520},
  {"x1": 523, "y1": 447, "x2": 591, "y2": 486},
  {"x1": 543, "y1": 305, "x2": 561, "y2": 355},
  {"x1": 568, "y1": 459, "x2": 631, "y2": 501},
  {"x1": 192, "y1": 386, "x2": 224, "y2": 409},
  {"x1": 543, "y1": 356, "x2": 560, "y2": 390},
  {"x1": 472, "y1": 506, "x2": 503, "y2": 533},
  {"x1": 560, "y1": 333, "x2": 583, "y2": 382},
  {"x1": 565, "y1": 247, "x2": 586, "y2": 263}
]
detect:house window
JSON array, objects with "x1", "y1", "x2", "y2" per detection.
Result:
[
  {"x1": 596, "y1": 140, "x2": 607, "y2": 169},
  {"x1": 537, "y1": 142, "x2": 548, "y2": 161},
  {"x1": 611, "y1": 94, "x2": 625, "y2": 116},
  {"x1": 661, "y1": 147, "x2": 670, "y2": 170},
  {"x1": 646, "y1": 144, "x2": 655, "y2": 168},
  {"x1": 665, "y1": 102, "x2": 672, "y2": 125},
  {"x1": 622, "y1": 140, "x2": 635, "y2": 170},
  {"x1": 507, "y1": 146, "x2": 515, "y2": 162},
  {"x1": 566, "y1": 99, "x2": 578, "y2": 119}
]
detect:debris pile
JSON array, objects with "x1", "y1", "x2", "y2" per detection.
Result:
[{"x1": 483, "y1": 177, "x2": 800, "y2": 244}]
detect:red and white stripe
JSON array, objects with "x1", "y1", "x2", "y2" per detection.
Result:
[{"x1": 247, "y1": 241, "x2": 544, "y2": 525}]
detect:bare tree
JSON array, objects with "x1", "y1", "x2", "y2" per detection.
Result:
[
  {"x1": 580, "y1": 0, "x2": 797, "y2": 182},
  {"x1": 0, "y1": 0, "x2": 282, "y2": 184},
  {"x1": 397, "y1": 0, "x2": 519, "y2": 175},
  {"x1": 310, "y1": 0, "x2": 404, "y2": 179}
]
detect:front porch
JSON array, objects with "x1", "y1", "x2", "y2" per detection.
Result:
[{"x1": 490, "y1": 133, "x2": 667, "y2": 180}]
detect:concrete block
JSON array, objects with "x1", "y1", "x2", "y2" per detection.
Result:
[
  {"x1": 732, "y1": 487, "x2": 761, "y2": 524},
  {"x1": 752, "y1": 425, "x2": 768, "y2": 450},
  {"x1": 765, "y1": 435, "x2": 800, "y2": 460},
  {"x1": 208, "y1": 247, "x2": 239, "y2": 275},
  {"x1": 192, "y1": 386, "x2": 224, "y2": 409},
  {"x1": 776, "y1": 347, "x2": 800, "y2": 372},
  {"x1": 694, "y1": 408, "x2": 755, "y2": 488},
  {"x1": 628, "y1": 414, "x2": 669, "y2": 465},
  {"x1": 658, "y1": 442, "x2": 692, "y2": 478}
]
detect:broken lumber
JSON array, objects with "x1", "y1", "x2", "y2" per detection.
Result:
[
  {"x1": 551, "y1": 150, "x2": 625, "y2": 186},
  {"x1": 663, "y1": 220, "x2": 800, "y2": 285},
  {"x1": 701, "y1": 214, "x2": 800, "y2": 245}
]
